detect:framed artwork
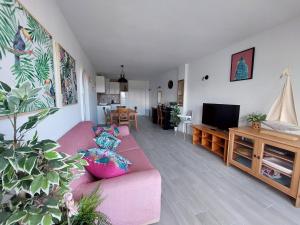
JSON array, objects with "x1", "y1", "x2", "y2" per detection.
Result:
[
  {"x1": 230, "y1": 47, "x2": 255, "y2": 82},
  {"x1": 57, "y1": 44, "x2": 78, "y2": 105},
  {"x1": 0, "y1": 0, "x2": 56, "y2": 112}
]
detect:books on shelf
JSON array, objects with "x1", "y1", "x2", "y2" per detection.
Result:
[{"x1": 262, "y1": 157, "x2": 293, "y2": 175}]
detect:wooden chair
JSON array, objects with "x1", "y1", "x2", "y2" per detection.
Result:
[
  {"x1": 102, "y1": 107, "x2": 111, "y2": 125},
  {"x1": 129, "y1": 107, "x2": 138, "y2": 130},
  {"x1": 118, "y1": 108, "x2": 130, "y2": 126},
  {"x1": 157, "y1": 105, "x2": 164, "y2": 127}
]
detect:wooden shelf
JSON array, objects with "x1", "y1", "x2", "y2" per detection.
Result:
[
  {"x1": 262, "y1": 163, "x2": 292, "y2": 178},
  {"x1": 192, "y1": 124, "x2": 229, "y2": 162},
  {"x1": 213, "y1": 141, "x2": 225, "y2": 148},
  {"x1": 234, "y1": 140, "x2": 253, "y2": 149},
  {"x1": 264, "y1": 151, "x2": 294, "y2": 163},
  {"x1": 233, "y1": 150, "x2": 252, "y2": 160}
]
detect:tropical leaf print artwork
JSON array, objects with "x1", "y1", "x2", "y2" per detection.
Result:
[
  {"x1": 0, "y1": 0, "x2": 55, "y2": 113},
  {"x1": 58, "y1": 45, "x2": 78, "y2": 105}
]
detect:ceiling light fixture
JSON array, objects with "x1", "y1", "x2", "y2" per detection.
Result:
[
  {"x1": 118, "y1": 65, "x2": 128, "y2": 83},
  {"x1": 118, "y1": 65, "x2": 128, "y2": 92}
]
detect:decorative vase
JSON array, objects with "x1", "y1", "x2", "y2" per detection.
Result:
[{"x1": 251, "y1": 122, "x2": 261, "y2": 130}]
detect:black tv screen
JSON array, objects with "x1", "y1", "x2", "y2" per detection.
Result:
[{"x1": 202, "y1": 103, "x2": 240, "y2": 130}]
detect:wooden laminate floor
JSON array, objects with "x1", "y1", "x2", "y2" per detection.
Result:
[{"x1": 131, "y1": 117, "x2": 300, "y2": 225}]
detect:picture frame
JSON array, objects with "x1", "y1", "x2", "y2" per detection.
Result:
[
  {"x1": 56, "y1": 43, "x2": 78, "y2": 106},
  {"x1": 230, "y1": 47, "x2": 255, "y2": 82},
  {"x1": 0, "y1": 0, "x2": 56, "y2": 113}
]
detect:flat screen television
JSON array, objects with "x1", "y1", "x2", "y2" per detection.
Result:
[{"x1": 202, "y1": 103, "x2": 240, "y2": 130}]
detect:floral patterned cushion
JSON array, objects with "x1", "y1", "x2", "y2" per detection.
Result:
[
  {"x1": 95, "y1": 132, "x2": 121, "y2": 151},
  {"x1": 93, "y1": 124, "x2": 120, "y2": 137},
  {"x1": 79, "y1": 148, "x2": 132, "y2": 179}
]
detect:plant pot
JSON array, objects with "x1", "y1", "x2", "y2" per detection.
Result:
[
  {"x1": 174, "y1": 127, "x2": 178, "y2": 132},
  {"x1": 251, "y1": 122, "x2": 261, "y2": 130}
]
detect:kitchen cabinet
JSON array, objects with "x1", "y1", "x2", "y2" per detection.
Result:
[
  {"x1": 109, "y1": 82, "x2": 120, "y2": 94},
  {"x1": 227, "y1": 127, "x2": 300, "y2": 207},
  {"x1": 96, "y1": 76, "x2": 105, "y2": 93}
]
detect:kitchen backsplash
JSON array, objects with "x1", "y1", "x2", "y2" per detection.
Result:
[{"x1": 97, "y1": 93, "x2": 120, "y2": 104}]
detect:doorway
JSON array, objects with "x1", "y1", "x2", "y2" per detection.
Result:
[{"x1": 81, "y1": 71, "x2": 90, "y2": 121}]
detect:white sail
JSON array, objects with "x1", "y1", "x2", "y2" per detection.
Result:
[{"x1": 264, "y1": 68, "x2": 299, "y2": 131}]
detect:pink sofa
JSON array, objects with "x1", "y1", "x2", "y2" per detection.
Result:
[{"x1": 57, "y1": 121, "x2": 161, "y2": 225}]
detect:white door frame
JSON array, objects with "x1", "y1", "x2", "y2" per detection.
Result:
[{"x1": 80, "y1": 70, "x2": 90, "y2": 121}]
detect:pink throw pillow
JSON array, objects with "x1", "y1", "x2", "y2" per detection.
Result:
[
  {"x1": 80, "y1": 148, "x2": 131, "y2": 179},
  {"x1": 85, "y1": 157, "x2": 126, "y2": 179},
  {"x1": 118, "y1": 126, "x2": 130, "y2": 137}
]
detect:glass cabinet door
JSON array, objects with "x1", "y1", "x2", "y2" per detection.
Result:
[
  {"x1": 259, "y1": 143, "x2": 295, "y2": 191},
  {"x1": 231, "y1": 135, "x2": 255, "y2": 170},
  {"x1": 231, "y1": 134, "x2": 256, "y2": 172}
]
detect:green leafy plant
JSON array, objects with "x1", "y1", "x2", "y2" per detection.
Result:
[
  {"x1": 69, "y1": 189, "x2": 111, "y2": 225},
  {"x1": 170, "y1": 104, "x2": 181, "y2": 128},
  {"x1": 0, "y1": 81, "x2": 86, "y2": 225},
  {"x1": 246, "y1": 113, "x2": 267, "y2": 123}
]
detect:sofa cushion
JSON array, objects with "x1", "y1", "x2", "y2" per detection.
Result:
[
  {"x1": 81, "y1": 148, "x2": 131, "y2": 179},
  {"x1": 120, "y1": 148, "x2": 154, "y2": 173},
  {"x1": 117, "y1": 134, "x2": 140, "y2": 152},
  {"x1": 93, "y1": 124, "x2": 120, "y2": 137},
  {"x1": 118, "y1": 125, "x2": 130, "y2": 137},
  {"x1": 95, "y1": 132, "x2": 121, "y2": 151},
  {"x1": 57, "y1": 121, "x2": 97, "y2": 155}
]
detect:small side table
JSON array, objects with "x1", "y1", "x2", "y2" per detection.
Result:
[{"x1": 178, "y1": 115, "x2": 192, "y2": 140}]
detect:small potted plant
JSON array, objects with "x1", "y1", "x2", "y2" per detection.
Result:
[
  {"x1": 247, "y1": 113, "x2": 267, "y2": 129},
  {"x1": 170, "y1": 104, "x2": 181, "y2": 132}
]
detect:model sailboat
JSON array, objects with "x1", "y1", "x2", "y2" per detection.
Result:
[{"x1": 263, "y1": 68, "x2": 300, "y2": 139}]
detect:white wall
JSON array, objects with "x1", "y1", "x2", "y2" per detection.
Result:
[
  {"x1": 150, "y1": 17, "x2": 300, "y2": 134},
  {"x1": 127, "y1": 80, "x2": 150, "y2": 116},
  {"x1": 186, "y1": 17, "x2": 300, "y2": 127},
  {"x1": 0, "y1": 0, "x2": 96, "y2": 140},
  {"x1": 150, "y1": 69, "x2": 178, "y2": 107}
]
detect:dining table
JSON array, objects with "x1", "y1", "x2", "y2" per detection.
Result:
[{"x1": 110, "y1": 108, "x2": 138, "y2": 130}]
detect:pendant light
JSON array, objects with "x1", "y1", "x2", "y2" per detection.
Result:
[
  {"x1": 118, "y1": 65, "x2": 128, "y2": 92},
  {"x1": 118, "y1": 65, "x2": 128, "y2": 83}
]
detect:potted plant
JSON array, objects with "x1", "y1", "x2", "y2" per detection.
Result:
[
  {"x1": 246, "y1": 113, "x2": 267, "y2": 129},
  {"x1": 0, "y1": 81, "x2": 87, "y2": 225},
  {"x1": 68, "y1": 189, "x2": 111, "y2": 225},
  {"x1": 170, "y1": 104, "x2": 181, "y2": 132}
]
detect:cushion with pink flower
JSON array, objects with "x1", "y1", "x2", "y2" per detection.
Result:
[
  {"x1": 80, "y1": 148, "x2": 131, "y2": 179},
  {"x1": 93, "y1": 124, "x2": 119, "y2": 137}
]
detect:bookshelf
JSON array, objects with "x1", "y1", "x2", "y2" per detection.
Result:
[{"x1": 192, "y1": 125, "x2": 229, "y2": 162}]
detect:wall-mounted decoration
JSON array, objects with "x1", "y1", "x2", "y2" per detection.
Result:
[
  {"x1": 230, "y1": 47, "x2": 255, "y2": 82},
  {"x1": 177, "y1": 79, "x2": 184, "y2": 106},
  {"x1": 57, "y1": 44, "x2": 78, "y2": 105},
  {"x1": 168, "y1": 80, "x2": 173, "y2": 89},
  {"x1": 202, "y1": 75, "x2": 209, "y2": 81},
  {"x1": 0, "y1": 0, "x2": 56, "y2": 113}
]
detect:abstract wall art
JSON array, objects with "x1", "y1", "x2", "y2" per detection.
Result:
[
  {"x1": 57, "y1": 44, "x2": 78, "y2": 105},
  {"x1": 0, "y1": 0, "x2": 56, "y2": 112},
  {"x1": 230, "y1": 47, "x2": 255, "y2": 82}
]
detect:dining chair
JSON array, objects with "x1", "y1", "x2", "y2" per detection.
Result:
[
  {"x1": 102, "y1": 107, "x2": 111, "y2": 125},
  {"x1": 130, "y1": 106, "x2": 137, "y2": 125},
  {"x1": 118, "y1": 108, "x2": 130, "y2": 126},
  {"x1": 157, "y1": 105, "x2": 164, "y2": 127},
  {"x1": 109, "y1": 109, "x2": 119, "y2": 125}
]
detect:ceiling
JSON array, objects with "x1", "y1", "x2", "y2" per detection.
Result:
[{"x1": 57, "y1": 0, "x2": 300, "y2": 80}]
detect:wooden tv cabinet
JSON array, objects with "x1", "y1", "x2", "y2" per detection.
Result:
[
  {"x1": 227, "y1": 127, "x2": 300, "y2": 207},
  {"x1": 192, "y1": 125, "x2": 229, "y2": 162}
]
